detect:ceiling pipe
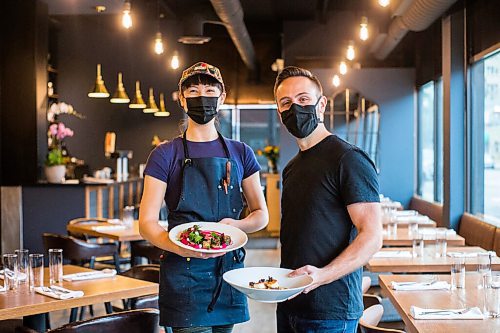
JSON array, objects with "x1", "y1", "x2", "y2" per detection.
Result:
[
  {"x1": 209, "y1": 0, "x2": 257, "y2": 71},
  {"x1": 373, "y1": 0, "x2": 458, "y2": 60}
]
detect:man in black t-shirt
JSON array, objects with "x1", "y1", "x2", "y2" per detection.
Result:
[{"x1": 274, "y1": 66, "x2": 383, "y2": 333}]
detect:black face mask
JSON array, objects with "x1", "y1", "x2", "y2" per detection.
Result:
[
  {"x1": 280, "y1": 99, "x2": 322, "y2": 138},
  {"x1": 185, "y1": 96, "x2": 219, "y2": 124}
]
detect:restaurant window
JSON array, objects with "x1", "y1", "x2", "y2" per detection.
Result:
[
  {"x1": 470, "y1": 50, "x2": 500, "y2": 221},
  {"x1": 218, "y1": 104, "x2": 280, "y2": 171},
  {"x1": 417, "y1": 81, "x2": 435, "y2": 201}
]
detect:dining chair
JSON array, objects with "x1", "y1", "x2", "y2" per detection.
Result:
[
  {"x1": 362, "y1": 276, "x2": 372, "y2": 293},
  {"x1": 130, "y1": 240, "x2": 163, "y2": 265},
  {"x1": 119, "y1": 265, "x2": 159, "y2": 310},
  {"x1": 358, "y1": 304, "x2": 406, "y2": 333},
  {"x1": 67, "y1": 217, "x2": 110, "y2": 241},
  {"x1": 363, "y1": 293, "x2": 382, "y2": 309},
  {"x1": 15, "y1": 309, "x2": 159, "y2": 333}
]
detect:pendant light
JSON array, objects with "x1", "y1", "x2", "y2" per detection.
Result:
[
  {"x1": 143, "y1": 88, "x2": 159, "y2": 113},
  {"x1": 122, "y1": 0, "x2": 132, "y2": 29},
  {"x1": 110, "y1": 72, "x2": 130, "y2": 103},
  {"x1": 332, "y1": 74, "x2": 340, "y2": 87},
  {"x1": 346, "y1": 41, "x2": 355, "y2": 61},
  {"x1": 129, "y1": 81, "x2": 146, "y2": 109},
  {"x1": 339, "y1": 61, "x2": 348, "y2": 75},
  {"x1": 378, "y1": 0, "x2": 390, "y2": 7},
  {"x1": 154, "y1": 32, "x2": 164, "y2": 55},
  {"x1": 170, "y1": 51, "x2": 180, "y2": 69},
  {"x1": 154, "y1": 93, "x2": 171, "y2": 117},
  {"x1": 88, "y1": 64, "x2": 110, "y2": 98},
  {"x1": 359, "y1": 17, "x2": 369, "y2": 41}
]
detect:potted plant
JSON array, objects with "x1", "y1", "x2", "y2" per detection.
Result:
[
  {"x1": 45, "y1": 122, "x2": 74, "y2": 183},
  {"x1": 257, "y1": 145, "x2": 280, "y2": 174}
]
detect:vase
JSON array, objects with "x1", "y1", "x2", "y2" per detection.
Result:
[
  {"x1": 267, "y1": 160, "x2": 278, "y2": 174},
  {"x1": 45, "y1": 165, "x2": 66, "y2": 183}
]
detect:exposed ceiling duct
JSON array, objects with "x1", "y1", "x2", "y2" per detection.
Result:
[
  {"x1": 372, "y1": 0, "x2": 458, "y2": 60},
  {"x1": 178, "y1": 13, "x2": 212, "y2": 44},
  {"x1": 209, "y1": 0, "x2": 257, "y2": 71}
]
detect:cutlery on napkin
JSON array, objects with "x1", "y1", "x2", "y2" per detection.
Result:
[
  {"x1": 91, "y1": 225, "x2": 127, "y2": 231},
  {"x1": 0, "y1": 270, "x2": 28, "y2": 281},
  {"x1": 447, "y1": 251, "x2": 497, "y2": 258},
  {"x1": 63, "y1": 269, "x2": 117, "y2": 281},
  {"x1": 372, "y1": 251, "x2": 413, "y2": 258},
  {"x1": 35, "y1": 286, "x2": 84, "y2": 299},
  {"x1": 391, "y1": 281, "x2": 450, "y2": 291},
  {"x1": 410, "y1": 306, "x2": 484, "y2": 320}
]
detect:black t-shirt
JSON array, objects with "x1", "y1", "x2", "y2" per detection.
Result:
[{"x1": 278, "y1": 135, "x2": 380, "y2": 320}]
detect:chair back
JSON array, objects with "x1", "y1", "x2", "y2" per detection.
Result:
[
  {"x1": 130, "y1": 241, "x2": 163, "y2": 264},
  {"x1": 363, "y1": 294, "x2": 382, "y2": 309},
  {"x1": 51, "y1": 309, "x2": 159, "y2": 333},
  {"x1": 122, "y1": 264, "x2": 160, "y2": 283},
  {"x1": 67, "y1": 217, "x2": 109, "y2": 241},
  {"x1": 359, "y1": 322, "x2": 406, "y2": 333},
  {"x1": 360, "y1": 304, "x2": 384, "y2": 327},
  {"x1": 42, "y1": 233, "x2": 118, "y2": 262}
]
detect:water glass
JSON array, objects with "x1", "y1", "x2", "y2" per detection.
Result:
[
  {"x1": 412, "y1": 232, "x2": 424, "y2": 258},
  {"x1": 122, "y1": 205, "x2": 135, "y2": 229},
  {"x1": 435, "y1": 228, "x2": 447, "y2": 258},
  {"x1": 451, "y1": 254, "x2": 466, "y2": 289},
  {"x1": 3, "y1": 254, "x2": 18, "y2": 291},
  {"x1": 48, "y1": 249, "x2": 63, "y2": 286},
  {"x1": 408, "y1": 221, "x2": 419, "y2": 238},
  {"x1": 477, "y1": 252, "x2": 492, "y2": 288},
  {"x1": 484, "y1": 273, "x2": 500, "y2": 317},
  {"x1": 15, "y1": 249, "x2": 29, "y2": 284},
  {"x1": 29, "y1": 254, "x2": 44, "y2": 291}
]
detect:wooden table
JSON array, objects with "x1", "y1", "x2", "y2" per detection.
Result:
[
  {"x1": 383, "y1": 229, "x2": 465, "y2": 247},
  {"x1": 0, "y1": 265, "x2": 158, "y2": 324},
  {"x1": 379, "y1": 274, "x2": 500, "y2": 333},
  {"x1": 368, "y1": 246, "x2": 500, "y2": 273},
  {"x1": 383, "y1": 218, "x2": 437, "y2": 228},
  {"x1": 67, "y1": 220, "x2": 143, "y2": 242}
]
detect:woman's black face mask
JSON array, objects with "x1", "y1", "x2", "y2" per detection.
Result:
[
  {"x1": 280, "y1": 98, "x2": 322, "y2": 138},
  {"x1": 185, "y1": 96, "x2": 219, "y2": 124}
]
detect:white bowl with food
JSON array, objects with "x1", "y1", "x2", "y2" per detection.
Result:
[
  {"x1": 223, "y1": 266, "x2": 313, "y2": 303},
  {"x1": 169, "y1": 222, "x2": 248, "y2": 253}
]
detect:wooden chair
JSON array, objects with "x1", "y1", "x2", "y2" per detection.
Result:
[
  {"x1": 358, "y1": 304, "x2": 406, "y2": 333},
  {"x1": 363, "y1": 294, "x2": 382, "y2": 309},
  {"x1": 130, "y1": 241, "x2": 163, "y2": 265},
  {"x1": 362, "y1": 276, "x2": 372, "y2": 293},
  {"x1": 120, "y1": 265, "x2": 160, "y2": 310}
]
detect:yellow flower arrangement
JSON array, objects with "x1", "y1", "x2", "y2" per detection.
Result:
[{"x1": 257, "y1": 145, "x2": 280, "y2": 173}]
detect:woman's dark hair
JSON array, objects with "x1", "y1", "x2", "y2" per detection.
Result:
[{"x1": 181, "y1": 74, "x2": 223, "y2": 94}]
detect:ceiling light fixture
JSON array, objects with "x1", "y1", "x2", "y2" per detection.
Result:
[
  {"x1": 346, "y1": 41, "x2": 355, "y2": 61},
  {"x1": 143, "y1": 88, "x2": 159, "y2": 113},
  {"x1": 171, "y1": 51, "x2": 180, "y2": 69},
  {"x1": 129, "y1": 81, "x2": 146, "y2": 109},
  {"x1": 378, "y1": 0, "x2": 390, "y2": 8},
  {"x1": 154, "y1": 32, "x2": 164, "y2": 55},
  {"x1": 339, "y1": 61, "x2": 348, "y2": 75},
  {"x1": 110, "y1": 72, "x2": 130, "y2": 104},
  {"x1": 154, "y1": 93, "x2": 171, "y2": 117},
  {"x1": 360, "y1": 17, "x2": 369, "y2": 41},
  {"x1": 332, "y1": 74, "x2": 340, "y2": 87},
  {"x1": 122, "y1": 0, "x2": 132, "y2": 29},
  {"x1": 88, "y1": 64, "x2": 110, "y2": 98}
]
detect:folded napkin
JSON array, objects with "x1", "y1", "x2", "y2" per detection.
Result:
[
  {"x1": 395, "y1": 215, "x2": 430, "y2": 223},
  {"x1": 393, "y1": 210, "x2": 418, "y2": 217},
  {"x1": 373, "y1": 251, "x2": 413, "y2": 258},
  {"x1": 410, "y1": 306, "x2": 484, "y2": 320},
  {"x1": 0, "y1": 270, "x2": 27, "y2": 281},
  {"x1": 419, "y1": 228, "x2": 456, "y2": 236},
  {"x1": 63, "y1": 269, "x2": 117, "y2": 282},
  {"x1": 35, "y1": 286, "x2": 84, "y2": 299},
  {"x1": 447, "y1": 251, "x2": 497, "y2": 258},
  {"x1": 391, "y1": 281, "x2": 451, "y2": 291},
  {"x1": 91, "y1": 225, "x2": 127, "y2": 231}
]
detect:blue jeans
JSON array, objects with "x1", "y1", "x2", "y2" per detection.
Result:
[{"x1": 277, "y1": 309, "x2": 358, "y2": 333}]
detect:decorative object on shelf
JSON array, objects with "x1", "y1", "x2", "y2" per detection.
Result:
[
  {"x1": 154, "y1": 93, "x2": 170, "y2": 117},
  {"x1": 257, "y1": 145, "x2": 280, "y2": 174},
  {"x1": 88, "y1": 64, "x2": 110, "y2": 98},
  {"x1": 110, "y1": 72, "x2": 130, "y2": 104},
  {"x1": 45, "y1": 122, "x2": 74, "y2": 183},
  {"x1": 129, "y1": 81, "x2": 146, "y2": 109},
  {"x1": 48, "y1": 102, "x2": 85, "y2": 122},
  {"x1": 143, "y1": 88, "x2": 159, "y2": 113}
]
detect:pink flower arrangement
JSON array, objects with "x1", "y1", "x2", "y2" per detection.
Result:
[
  {"x1": 48, "y1": 122, "x2": 74, "y2": 141},
  {"x1": 46, "y1": 122, "x2": 75, "y2": 166}
]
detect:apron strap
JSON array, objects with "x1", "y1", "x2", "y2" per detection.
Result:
[{"x1": 181, "y1": 130, "x2": 231, "y2": 162}]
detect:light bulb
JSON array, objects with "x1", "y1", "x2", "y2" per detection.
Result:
[
  {"x1": 332, "y1": 75, "x2": 340, "y2": 87},
  {"x1": 339, "y1": 61, "x2": 348, "y2": 75},
  {"x1": 378, "y1": 0, "x2": 390, "y2": 7},
  {"x1": 154, "y1": 32, "x2": 164, "y2": 55},
  {"x1": 122, "y1": 1, "x2": 132, "y2": 29},
  {"x1": 360, "y1": 17, "x2": 369, "y2": 41},
  {"x1": 171, "y1": 52, "x2": 180, "y2": 69},
  {"x1": 346, "y1": 43, "x2": 355, "y2": 61}
]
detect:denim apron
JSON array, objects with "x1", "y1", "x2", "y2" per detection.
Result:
[{"x1": 159, "y1": 132, "x2": 249, "y2": 327}]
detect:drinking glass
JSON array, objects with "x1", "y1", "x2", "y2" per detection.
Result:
[
  {"x1": 435, "y1": 228, "x2": 447, "y2": 258},
  {"x1": 484, "y1": 272, "x2": 500, "y2": 317},
  {"x1": 2, "y1": 254, "x2": 18, "y2": 291},
  {"x1": 15, "y1": 249, "x2": 29, "y2": 284},
  {"x1": 412, "y1": 232, "x2": 424, "y2": 258},
  {"x1": 451, "y1": 254, "x2": 466, "y2": 289},
  {"x1": 478, "y1": 252, "x2": 492, "y2": 288},
  {"x1": 29, "y1": 254, "x2": 44, "y2": 291},
  {"x1": 48, "y1": 249, "x2": 63, "y2": 286},
  {"x1": 408, "y1": 221, "x2": 419, "y2": 238},
  {"x1": 122, "y1": 205, "x2": 135, "y2": 229}
]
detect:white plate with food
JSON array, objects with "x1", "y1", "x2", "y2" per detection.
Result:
[
  {"x1": 169, "y1": 222, "x2": 248, "y2": 254},
  {"x1": 223, "y1": 267, "x2": 313, "y2": 303}
]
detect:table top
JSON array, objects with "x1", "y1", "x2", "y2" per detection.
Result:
[
  {"x1": 67, "y1": 220, "x2": 143, "y2": 242},
  {"x1": 0, "y1": 265, "x2": 158, "y2": 320},
  {"x1": 379, "y1": 274, "x2": 500, "y2": 333},
  {"x1": 383, "y1": 229, "x2": 465, "y2": 246},
  {"x1": 368, "y1": 246, "x2": 500, "y2": 272},
  {"x1": 383, "y1": 218, "x2": 437, "y2": 228}
]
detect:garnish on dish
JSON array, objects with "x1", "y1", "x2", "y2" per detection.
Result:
[
  {"x1": 249, "y1": 276, "x2": 287, "y2": 290},
  {"x1": 178, "y1": 224, "x2": 232, "y2": 250}
]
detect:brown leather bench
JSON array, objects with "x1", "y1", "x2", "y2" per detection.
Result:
[
  {"x1": 458, "y1": 213, "x2": 496, "y2": 250},
  {"x1": 409, "y1": 195, "x2": 443, "y2": 226},
  {"x1": 493, "y1": 228, "x2": 500, "y2": 256}
]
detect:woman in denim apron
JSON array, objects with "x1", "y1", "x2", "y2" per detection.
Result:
[{"x1": 139, "y1": 62, "x2": 269, "y2": 333}]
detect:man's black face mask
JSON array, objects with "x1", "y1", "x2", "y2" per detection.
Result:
[{"x1": 280, "y1": 98, "x2": 322, "y2": 138}]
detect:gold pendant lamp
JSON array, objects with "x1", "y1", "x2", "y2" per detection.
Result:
[
  {"x1": 129, "y1": 81, "x2": 146, "y2": 109},
  {"x1": 88, "y1": 64, "x2": 110, "y2": 98},
  {"x1": 143, "y1": 88, "x2": 159, "y2": 113},
  {"x1": 154, "y1": 93, "x2": 170, "y2": 117},
  {"x1": 110, "y1": 72, "x2": 130, "y2": 103}
]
